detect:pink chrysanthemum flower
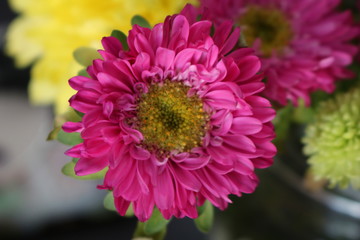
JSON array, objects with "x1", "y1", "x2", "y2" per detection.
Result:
[
  {"x1": 63, "y1": 7, "x2": 276, "y2": 221},
  {"x1": 201, "y1": 0, "x2": 359, "y2": 105}
]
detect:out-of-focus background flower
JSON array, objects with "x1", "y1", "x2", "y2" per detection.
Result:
[
  {"x1": 5, "y1": 0, "x2": 197, "y2": 114},
  {"x1": 1, "y1": 0, "x2": 360, "y2": 239}
]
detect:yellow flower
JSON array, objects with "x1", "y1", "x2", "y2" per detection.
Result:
[{"x1": 6, "y1": 0, "x2": 197, "y2": 114}]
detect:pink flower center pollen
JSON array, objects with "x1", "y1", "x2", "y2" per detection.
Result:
[
  {"x1": 136, "y1": 80, "x2": 208, "y2": 153},
  {"x1": 239, "y1": 6, "x2": 293, "y2": 56}
]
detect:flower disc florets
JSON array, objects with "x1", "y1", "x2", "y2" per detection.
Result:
[
  {"x1": 238, "y1": 6, "x2": 292, "y2": 57},
  {"x1": 303, "y1": 89, "x2": 360, "y2": 189},
  {"x1": 63, "y1": 5, "x2": 276, "y2": 222},
  {"x1": 137, "y1": 80, "x2": 208, "y2": 154}
]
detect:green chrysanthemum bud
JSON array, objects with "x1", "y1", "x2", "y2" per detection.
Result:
[{"x1": 303, "y1": 88, "x2": 360, "y2": 189}]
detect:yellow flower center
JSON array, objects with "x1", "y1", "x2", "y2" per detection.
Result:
[
  {"x1": 238, "y1": 6, "x2": 293, "y2": 56},
  {"x1": 137, "y1": 81, "x2": 208, "y2": 153}
]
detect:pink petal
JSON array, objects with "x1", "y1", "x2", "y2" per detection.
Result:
[
  {"x1": 114, "y1": 196, "x2": 131, "y2": 216},
  {"x1": 188, "y1": 20, "x2": 212, "y2": 46},
  {"x1": 204, "y1": 89, "x2": 236, "y2": 109},
  {"x1": 134, "y1": 33, "x2": 155, "y2": 60},
  {"x1": 84, "y1": 139, "x2": 110, "y2": 157},
  {"x1": 97, "y1": 72, "x2": 132, "y2": 93},
  {"x1": 65, "y1": 143, "x2": 83, "y2": 158},
  {"x1": 69, "y1": 76, "x2": 93, "y2": 91},
  {"x1": 149, "y1": 23, "x2": 164, "y2": 50},
  {"x1": 178, "y1": 153, "x2": 211, "y2": 170},
  {"x1": 223, "y1": 135, "x2": 256, "y2": 153},
  {"x1": 75, "y1": 156, "x2": 107, "y2": 176},
  {"x1": 133, "y1": 194, "x2": 154, "y2": 222},
  {"x1": 211, "y1": 112, "x2": 233, "y2": 136},
  {"x1": 102, "y1": 36, "x2": 123, "y2": 56},
  {"x1": 213, "y1": 20, "x2": 233, "y2": 49},
  {"x1": 136, "y1": 162, "x2": 150, "y2": 194},
  {"x1": 252, "y1": 157, "x2": 274, "y2": 169},
  {"x1": 168, "y1": 15, "x2": 190, "y2": 51},
  {"x1": 227, "y1": 172, "x2": 258, "y2": 194},
  {"x1": 231, "y1": 117, "x2": 263, "y2": 135},
  {"x1": 101, "y1": 126, "x2": 121, "y2": 143},
  {"x1": 239, "y1": 82, "x2": 265, "y2": 97},
  {"x1": 130, "y1": 145, "x2": 151, "y2": 160},
  {"x1": 170, "y1": 163, "x2": 201, "y2": 191},
  {"x1": 220, "y1": 26, "x2": 240, "y2": 55},
  {"x1": 153, "y1": 168, "x2": 174, "y2": 209},
  {"x1": 233, "y1": 156, "x2": 254, "y2": 175},
  {"x1": 174, "y1": 48, "x2": 204, "y2": 70},
  {"x1": 236, "y1": 56, "x2": 261, "y2": 82},
  {"x1": 155, "y1": 47, "x2": 175, "y2": 71},
  {"x1": 133, "y1": 52, "x2": 151, "y2": 79},
  {"x1": 62, "y1": 121, "x2": 83, "y2": 133}
]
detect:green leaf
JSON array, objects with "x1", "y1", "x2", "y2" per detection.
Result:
[
  {"x1": 239, "y1": 33, "x2": 248, "y2": 47},
  {"x1": 63, "y1": 108, "x2": 83, "y2": 122},
  {"x1": 74, "y1": 110, "x2": 84, "y2": 118},
  {"x1": 56, "y1": 129, "x2": 83, "y2": 145},
  {"x1": 272, "y1": 104, "x2": 294, "y2": 150},
  {"x1": 73, "y1": 47, "x2": 101, "y2": 66},
  {"x1": 48, "y1": 109, "x2": 82, "y2": 141},
  {"x1": 143, "y1": 208, "x2": 170, "y2": 235},
  {"x1": 61, "y1": 161, "x2": 107, "y2": 180},
  {"x1": 197, "y1": 203, "x2": 206, "y2": 215},
  {"x1": 133, "y1": 221, "x2": 146, "y2": 237},
  {"x1": 125, "y1": 204, "x2": 135, "y2": 217},
  {"x1": 78, "y1": 69, "x2": 90, "y2": 77},
  {"x1": 131, "y1": 15, "x2": 151, "y2": 29},
  {"x1": 292, "y1": 99, "x2": 315, "y2": 124},
  {"x1": 47, "y1": 126, "x2": 61, "y2": 141},
  {"x1": 133, "y1": 221, "x2": 167, "y2": 240},
  {"x1": 103, "y1": 191, "x2": 117, "y2": 211},
  {"x1": 111, "y1": 30, "x2": 129, "y2": 50},
  {"x1": 194, "y1": 201, "x2": 214, "y2": 233},
  {"x1": 153, "y1": 227, "x2": 167, "y2": 240}
]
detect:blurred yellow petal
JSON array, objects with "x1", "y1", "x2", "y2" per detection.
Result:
[
  {"x1": 5, "y1": 17, "x2": 44, "y2": 67},
  {"x1": 28, "y1": 56, "x2": 77, "y2": 105},
  {"x1": 6, "y1": 0, "x2": 198, "y2": 114}
]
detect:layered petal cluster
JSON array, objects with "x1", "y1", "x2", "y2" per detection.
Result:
[
  {"x1": 6, "y1": 0, "x2": 196, "y2": 114},
  {"x1": 303, "y1": 88, "x2": 360, "y2": 189},
  {"x1": 201, "y1": 0, "x2": 359, "y2": 105},
  {"x1": 64, "y1": 9, "x2": 276, "y2": 221}
]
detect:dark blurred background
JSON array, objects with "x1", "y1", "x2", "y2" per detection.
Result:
[
  {"x1": 1, "y1": 1, "x2": 360, "y2": 240},
  {"x1": 0, "y1": 1, "x2": 29, "y2": 90}
]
